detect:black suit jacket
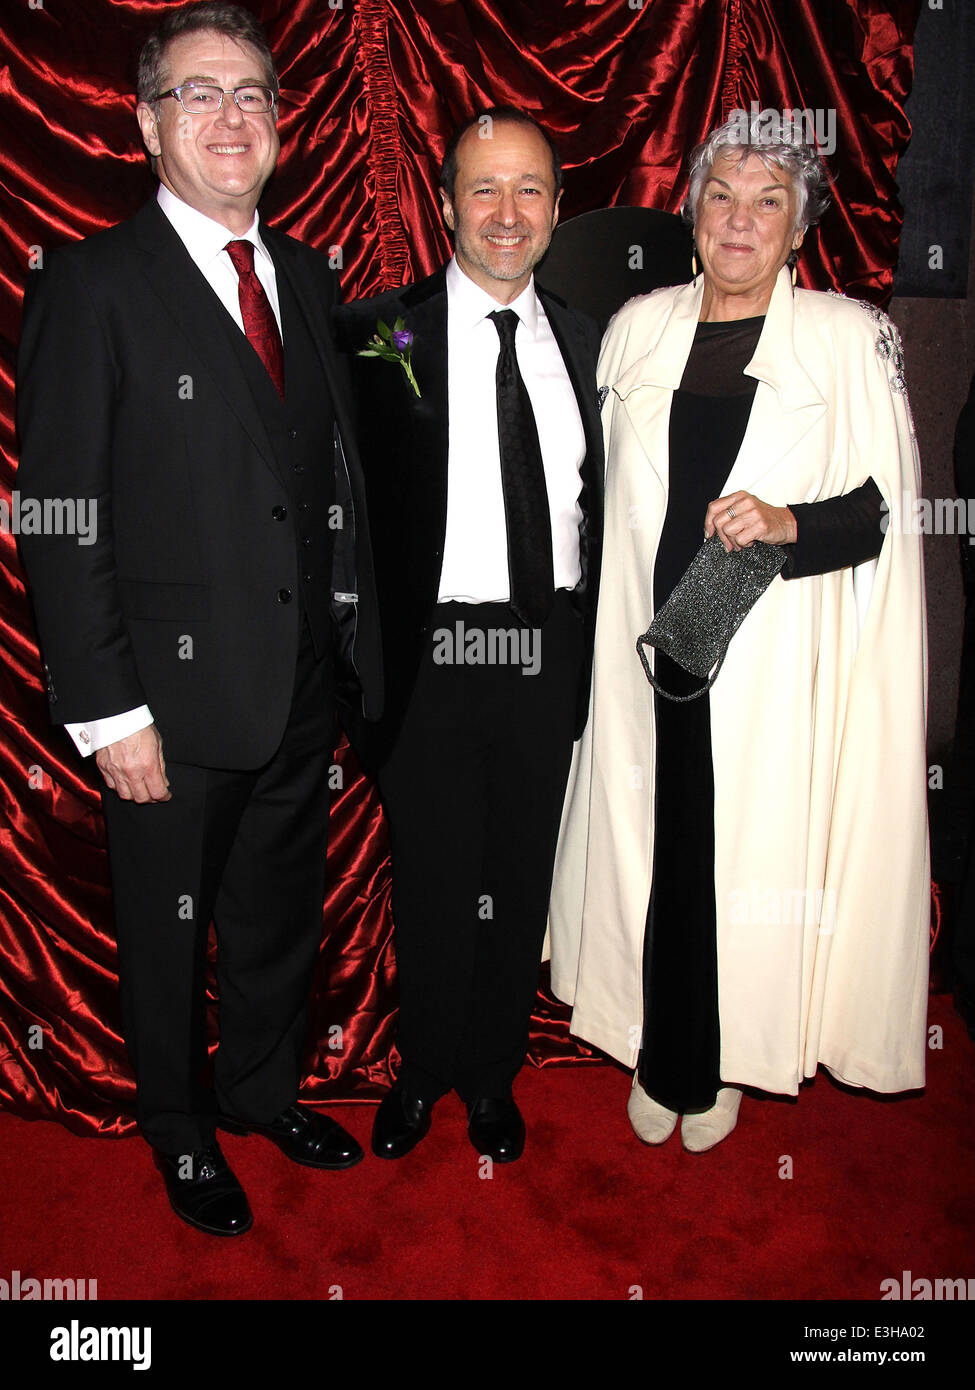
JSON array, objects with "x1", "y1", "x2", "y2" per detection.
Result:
[
  {"x1": 16, "y1": 198, "x2": 382, "y2": 770},
  {"x1": 334, "y1": 266, "x2": 604, "y2": 771}
]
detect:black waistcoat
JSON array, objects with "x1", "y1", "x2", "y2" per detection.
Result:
[{"x1": 222, "y1": 262, "x2": 337, "y2": 658}]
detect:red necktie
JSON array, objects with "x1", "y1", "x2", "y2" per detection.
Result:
[{"x1": 225, "y1": 239, "x2": 285, "y2": 398}]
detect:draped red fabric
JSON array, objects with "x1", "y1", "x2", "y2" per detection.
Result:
[{"x1": 0, "y1": 1, "x2": 920, "y2": 1134}]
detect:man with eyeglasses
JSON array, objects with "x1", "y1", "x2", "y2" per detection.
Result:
[{"x1": 16, "y1": 2, "x2": 382, "y2": 1236}]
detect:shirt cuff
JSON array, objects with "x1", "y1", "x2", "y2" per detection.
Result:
[{"x1": 65, "y1": 706, "x2": 154, "y2": 757}]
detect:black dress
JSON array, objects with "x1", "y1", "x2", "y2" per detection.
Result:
[
  {"x1": 637, "y1": 317, "x2": 762, "y2": 1112},
  {"x1": 637, "y1": 316, "x2": 886, "y2": 1112}
]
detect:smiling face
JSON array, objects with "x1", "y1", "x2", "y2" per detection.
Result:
[
  {"x1": 136, "y1": 30, "x2": 279, "y2": 235},
  {"x1": 694, "y1": 151, "x2": 805, "y2": 318},
  {"x1": 440, "y1": 120, "x2": 561, "y2": 304}
]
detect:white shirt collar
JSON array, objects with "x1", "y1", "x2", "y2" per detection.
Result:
[
  {"x1": 446, "y1": 255, "x2": 539, "y2": 337},
  {"x1": 156, "y1": 183, "x2": 272, "y2": 271}
]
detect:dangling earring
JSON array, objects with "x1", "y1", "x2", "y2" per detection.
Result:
[
  {"x1": 791, "y1": 262, "x2": 798, "y2": 286},
  {"x1": 692, "y1": 247, "x2": 699, "y2": 277}
]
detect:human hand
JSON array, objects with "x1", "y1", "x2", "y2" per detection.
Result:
[
  {"x1": 94, "y1": 724, "x2": 170, "y2": 802},
  {"x1": 705, "y1": 490, "x2": 797, "y2": 552}
]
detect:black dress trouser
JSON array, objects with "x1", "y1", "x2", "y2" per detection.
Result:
[
  {"x1": 379, "y1": 592, "x2": 584, "y2": 1105},
  {"x1": 101, "y1": 622, "x2": 335, "y2": 1154}
]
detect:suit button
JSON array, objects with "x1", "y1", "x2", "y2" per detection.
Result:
[
  {"x1": 272, "y1": 505, "x2": 287, "y2": 521},
  {"x1": 298, "y1": 501, "x2": 309, "y2": 512},
  {"x1": 289, "y1": 429, "x2": 298, "y2": 440},
  {"x1": 302, "y1": 536, "x2": 312, "y2": 547},
  {"x1": 294, "y1": 464, "x2": 307, "y2": 474},
  {"x1": 302, "y1": 572, "x2": 313, "y2": 582},
  {"x1": 277, "y1": 588, "x2": 293, "y2": 604}
]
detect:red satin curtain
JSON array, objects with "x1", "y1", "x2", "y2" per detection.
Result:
[{"x1": 0, "y1": 0, "x2": 920, "y2": 1135}]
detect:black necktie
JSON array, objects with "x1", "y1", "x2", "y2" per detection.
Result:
[{"x1": 488, "y1": 309, "x2": 554, "y2": 628}]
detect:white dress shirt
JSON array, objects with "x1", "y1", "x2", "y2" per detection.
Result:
[
  {"x1": 437, "y1": 257, "x2": 585, "y2": 604},
  {"x1": 64, "y1": 184, "x2": 281, "y2": 756}
]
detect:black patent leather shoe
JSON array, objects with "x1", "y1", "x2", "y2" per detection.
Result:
[
  {"x1": 371, "y1": 1085, "x2": 432, "y2": 1159},
  {"x1": 152, "y1": 1141, "x2": 253, "y2": 1237},
  {"x1": 467, "y1": 1097, "x2": 525, "y2": 1164},
  {"x1": 218, "y1": 1103, "x2": 363, "y2": 1169}
]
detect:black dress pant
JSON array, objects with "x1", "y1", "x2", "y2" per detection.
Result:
[
  {"x1": 101, "y1": 623, "x2": 335, "y2": 1154},
  {"x1": 379, "y1": 592, "x2": 583, "y2": 1104}
]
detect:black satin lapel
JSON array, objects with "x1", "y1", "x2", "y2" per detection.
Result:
[
  {"x1": 539, "y1": 290, "x2": 602, "y2": 467},
  {"x1": 401, "y1": 289, "x2": 448, "y2": 426},
  {"x1": 539, "y1": 289, "x2": 604, "y2": 585},
  {"x1": 396, "y1": 288, "x2": 450, "y2": 542},
  {"x1": 265, "y1": 233, "x2": 348, "y2": 419},
  {"x1": 395, "y1": 269, "x2": 450, "y2": 432},
  {"x1": 134, "y1": 206, "x2": 277, "y2": 472}
]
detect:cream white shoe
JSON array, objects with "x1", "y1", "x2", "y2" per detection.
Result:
[
  {"x1": 626, "y1": 1072, "x2": 678, "y2": 1144},
  {"x1": 680, "y1": 1086, "x2": 742, "y2": 1153}
]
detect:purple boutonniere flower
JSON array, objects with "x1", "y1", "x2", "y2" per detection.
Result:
[{"x1": 357, "y1": 316, "x2": 421, "y2": 397}]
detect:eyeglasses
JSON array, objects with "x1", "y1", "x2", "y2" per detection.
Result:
[{"x1": 153, "y1": 83, "x2": 276, "y2": 115}]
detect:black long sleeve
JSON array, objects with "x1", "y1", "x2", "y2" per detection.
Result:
[
  {"x1": 673, "y1": 316, "x2": 887, "y2": 582},
  {"x1": 781, "y1": 477, "x2": 885, "y2": 580}
]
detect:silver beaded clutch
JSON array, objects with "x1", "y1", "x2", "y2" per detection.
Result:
[{"x1": 636, "y1": 534, "x2": 787, "y2": 702}]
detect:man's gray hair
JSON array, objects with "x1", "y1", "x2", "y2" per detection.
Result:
[
  {"x1": 681, "y1": 112, "x2": 831, "y2": 235},
  {"x1": 136, "y1": 2, "x2": 278, "y2": 107}
]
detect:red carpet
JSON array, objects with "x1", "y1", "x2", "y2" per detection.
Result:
[{"x1": 0, "y1": 993, "x2": 972, "y2": 1305}]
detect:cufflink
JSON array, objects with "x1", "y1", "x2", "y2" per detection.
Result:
[
  {"x1": 79, "y1": 729, "x2": 90, "y2": 746},
  {"x1": 44, "y1": 664, "x2": 57, "y2": 703}
]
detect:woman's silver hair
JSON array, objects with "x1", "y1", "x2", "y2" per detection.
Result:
[{"x1": 681, "y1": 112, "x2": 831, "y2": 235}]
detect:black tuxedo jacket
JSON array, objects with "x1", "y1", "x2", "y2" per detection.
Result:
[
  {"x1": 334, "y1": 266, "x2": 604, "y2": 771},
  {"x1": 16, "y1": 198, "x2": 382, "y2": 770}
]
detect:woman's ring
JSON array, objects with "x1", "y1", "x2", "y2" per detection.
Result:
[{"x1": 727, "y1": 505, "x2": 737, "y2": 520}]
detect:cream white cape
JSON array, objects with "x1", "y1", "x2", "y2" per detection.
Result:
[{"x1": 548, "y1": 267, "x2": 930, "y2": 1095}]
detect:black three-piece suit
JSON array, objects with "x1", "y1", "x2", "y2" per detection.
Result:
[
  {"x1": 336, "y1": 266, "x2": 604, "y2": 1103},
  {"x1": 17, "y1": 197, "x2": 382, "y2": 1152}
]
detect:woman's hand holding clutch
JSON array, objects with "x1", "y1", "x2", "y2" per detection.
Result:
[{"x1": 705, "y1": 490, "x2": 798, "y2": 552}]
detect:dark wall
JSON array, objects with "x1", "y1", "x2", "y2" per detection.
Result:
[
  {"x1": 889, "y1": 0, "x2": 974, "y2": 779},
  {"x1": 895, "y1": 0, "x2": 975, "y2": 298}
]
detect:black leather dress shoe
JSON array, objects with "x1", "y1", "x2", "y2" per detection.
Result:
[
  {"x1": 218, "y1": 1103, "x2": 363, "y2": 1169},
  {"x1": 467, "y1": 1097, "x2": 525, "y2": 1163},
  {"x1": 153, "y1": 1141, "x2": 253, "y2": 1237},
  {"x1": 371, "y1": 1086, "x2": 432, "y2": 1159}
]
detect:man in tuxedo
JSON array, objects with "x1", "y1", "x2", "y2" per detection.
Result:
[
  {"x1": 336, "y1": 108, "x2": 603, "y2": 1163},
  {"x1": 16, "y1": 2, "x2": 381, "y2": 1235}
]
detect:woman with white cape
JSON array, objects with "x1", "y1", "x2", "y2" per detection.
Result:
[{"x1": 548, "y1": 115, "x2": 929, "y2": 1152}]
